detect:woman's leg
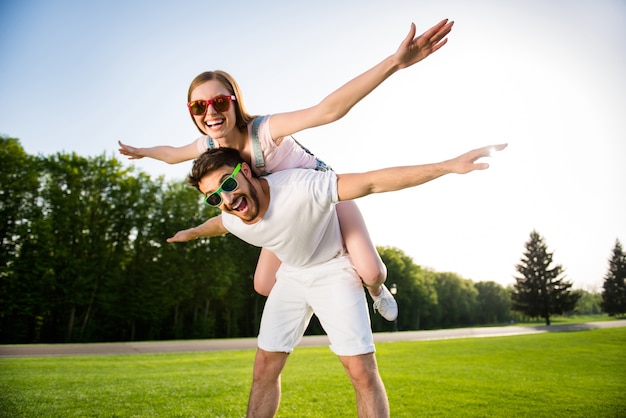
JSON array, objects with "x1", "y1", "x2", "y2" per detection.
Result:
[
  {"x1": 253, "y1": 248, "x2": 281, "y2": 297},
  {"x1": 336, "y1": 201, "x2": 387, "y2": 291},
  {"x1": 336, "y1": 201, "x2": 397, "y2": 321}
]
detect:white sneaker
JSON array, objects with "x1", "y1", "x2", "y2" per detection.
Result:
[{"x1": 372, "y1": 285, "x2": 398, "y2": 321}]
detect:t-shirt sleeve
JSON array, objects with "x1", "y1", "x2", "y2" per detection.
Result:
[
  {"x1": 293, "y1": 169, "x2": 338, "y2": 208},
  {"x1": 317, "y1": 170, "x2": 339, "y2": 205},
  {"x1": 259, "y1": 115, "x2": 319, "y2": 172},
  {"x1": 258, "y1": 115, "x2": 278, "y2": 153}
]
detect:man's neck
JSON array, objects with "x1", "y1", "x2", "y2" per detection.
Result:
[{"x1": 256, "y1": 177, "x2": 270, "y2": 219}]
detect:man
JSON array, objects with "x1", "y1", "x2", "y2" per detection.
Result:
[{"x1": 183, "y1": 143, "x2": 506, "y2": 417}]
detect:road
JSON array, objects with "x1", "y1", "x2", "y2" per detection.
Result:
[{"x1": 1, "y1": 320, "x2": 624, "y2": 358}]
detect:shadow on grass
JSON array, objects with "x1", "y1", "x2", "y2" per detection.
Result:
[{"x1": 529, "y1": 322, "x2": 603, "y2": 332}]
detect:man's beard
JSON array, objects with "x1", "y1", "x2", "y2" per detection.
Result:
[{"x1": 239, "y1": 179, "x2": 260, "y2": 222}]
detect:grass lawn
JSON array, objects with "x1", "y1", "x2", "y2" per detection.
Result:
[
  {"x1": 515, "y1": 314, "x2": 619, "y2": 326},
  {"x1": 1, "y1": 327, "x2": 624, "y2": 417}
]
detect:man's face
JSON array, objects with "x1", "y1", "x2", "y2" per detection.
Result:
[{"x1": 199, "y1": 164, "x2": 260, "y2": 223}]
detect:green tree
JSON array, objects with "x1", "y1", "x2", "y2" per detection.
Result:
[
  {"x1": 433, "y1": 272, "x2": 478, "y2": 328},
  {"x1": 34, "y1": 152, "x2": 151, "y2": 342},
  {"x1": 376, "y1": 247, "x2": 437, "y2": 331},
  {"x1": 146, "y1": 180, "x2": 260, "y2": 340},
  {"x1": 474, "y1": 281, "x2": 511, "y2": 324},
  {"x1": 0, "y1": 137, "x2": 42, "y2": 343},
  {"x1": 0, "y1": 137, "x2": 39, "y2": 261},
  {"x1": 112, "y1": 177, "x2": 262, "y2": 341},
  {"x1": 575, "y1": 289, "x2": 602, "y2": 315},
  {"x1": 601, "y1": 239, "x2": 626, "y2": 317},
  {"x1": 0, "y1": 143, "x2": 266, "y2": 343},
  {"x1": 511, "y1": 230, "x2": 579, "y2": 325},
  {"x1": 94, "y1": 170, "x2": 167, "y2": 342}
]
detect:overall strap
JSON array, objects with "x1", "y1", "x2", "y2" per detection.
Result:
[
  {"x1": 206, "y1": 136, "x2": 215, "y2": 149},
  {"x1": 250, "y1": 116, "x2": 268, "y2": 175}
]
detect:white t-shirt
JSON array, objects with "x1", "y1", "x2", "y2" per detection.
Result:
[
  {"x1": 221, "y1": 169, "x2": 345, "y2": 269},
  {"x1": 194, "y1": 115, "x2": 319, "y2": 176}
]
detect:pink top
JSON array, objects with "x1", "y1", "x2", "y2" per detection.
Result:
[{"x1": 194, "y1": 115, "x2": 318, "y2": 176}]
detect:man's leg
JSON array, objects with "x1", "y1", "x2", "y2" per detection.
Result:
[
  {"x1": 247, "y1": 348, "x2": 289, "y2": 418},
  {"x1": 339, "y1": 353, "x2": 390, "y2": 418}
]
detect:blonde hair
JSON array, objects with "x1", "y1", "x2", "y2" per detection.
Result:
[{"x1": 187, "y1": 70, "x2": 257, "y2": 134}]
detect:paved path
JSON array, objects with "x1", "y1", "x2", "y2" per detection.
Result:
[{"x1": 1, "y1": 320, "x2": 624, "y2": 358}]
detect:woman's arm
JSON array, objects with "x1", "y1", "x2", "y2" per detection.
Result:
[
  {"x1": 269, "y1": 19, "x2": 454, "y2": 139},
  {"x1": 118, "y1": 139, "x2": 202, "y2": 164}
]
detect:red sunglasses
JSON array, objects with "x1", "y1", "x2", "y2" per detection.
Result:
[{"x1": 187, "y1": 95, "x2": 236, "y2": 116}]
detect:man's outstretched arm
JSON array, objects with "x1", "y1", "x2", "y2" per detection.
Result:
[
  {"x1": 336, "y1": 144, "x2": 507, "y2": 201},
  {"x1": 167, "y1": 215, "x2": 228, "y2": 243}
]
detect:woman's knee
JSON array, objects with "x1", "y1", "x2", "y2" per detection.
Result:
[
  {"x1": 357, "y1": 260, "x2": 387, "y2": 288},
  {"x1": 253, "y1": 273, "x2": 274, "y2": 296}
]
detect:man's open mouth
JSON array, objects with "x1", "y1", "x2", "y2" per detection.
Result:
[{"x1": 231, "y1": 196, "x2": 247, "y2": 213}]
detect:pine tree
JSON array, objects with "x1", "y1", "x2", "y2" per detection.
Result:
[
  {"x1": 511, "y1": 230, "x2": 579, "y2": 325},
  {"x1": 601, "y1": 239, "x2": 626, "y2": 317}
]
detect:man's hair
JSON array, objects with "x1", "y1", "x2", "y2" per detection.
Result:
[{"x1": 187, "y1": 147, "x2": 245, "y2": 191}]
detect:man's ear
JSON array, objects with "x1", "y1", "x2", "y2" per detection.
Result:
[{"x1": 241, "y1": 162, "x2": 253, "y2": 179}]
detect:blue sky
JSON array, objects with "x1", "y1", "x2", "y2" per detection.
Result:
[{"x1": 1, "y1": 0, "x2": 625, "y2": 290}]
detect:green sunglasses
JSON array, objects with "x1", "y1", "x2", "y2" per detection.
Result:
[{"x1": 204, "y1": 163, "x2": 242, "y2": 207}]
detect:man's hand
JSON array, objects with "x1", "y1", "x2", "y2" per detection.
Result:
[
  {"x1": 166, "y1": 228, "x2": 199, "y2": 243},
  {"x1": 449, "y1": 143, "x2": 508, "y2": 174},
  {"x1": 167, "y1": 216, "x2": 227, "y2": 243}
]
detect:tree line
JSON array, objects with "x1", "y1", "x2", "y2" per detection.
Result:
[{"x1": 1, "y1": 136, "x2": 624, "y2": 344}]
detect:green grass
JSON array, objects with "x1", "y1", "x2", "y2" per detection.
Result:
[
  {"x1": 1, "y1": 327, "x2": 624, "y2": 417},
  {"x1": 514, "y1": 314, "x2": 619, "y2": 326}
]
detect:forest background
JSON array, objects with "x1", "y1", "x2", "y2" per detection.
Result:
[{"x1": 0, "y1": 137, "x2": 605, "y2": 344}]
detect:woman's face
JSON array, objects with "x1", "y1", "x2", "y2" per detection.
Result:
[{"x1": 189, "y1": 79, "x2": 238, "y2": 138}]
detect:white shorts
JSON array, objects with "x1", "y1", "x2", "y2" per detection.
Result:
[{"x1": 257, "y1": 256, "x2": 374, "y2": 356}]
